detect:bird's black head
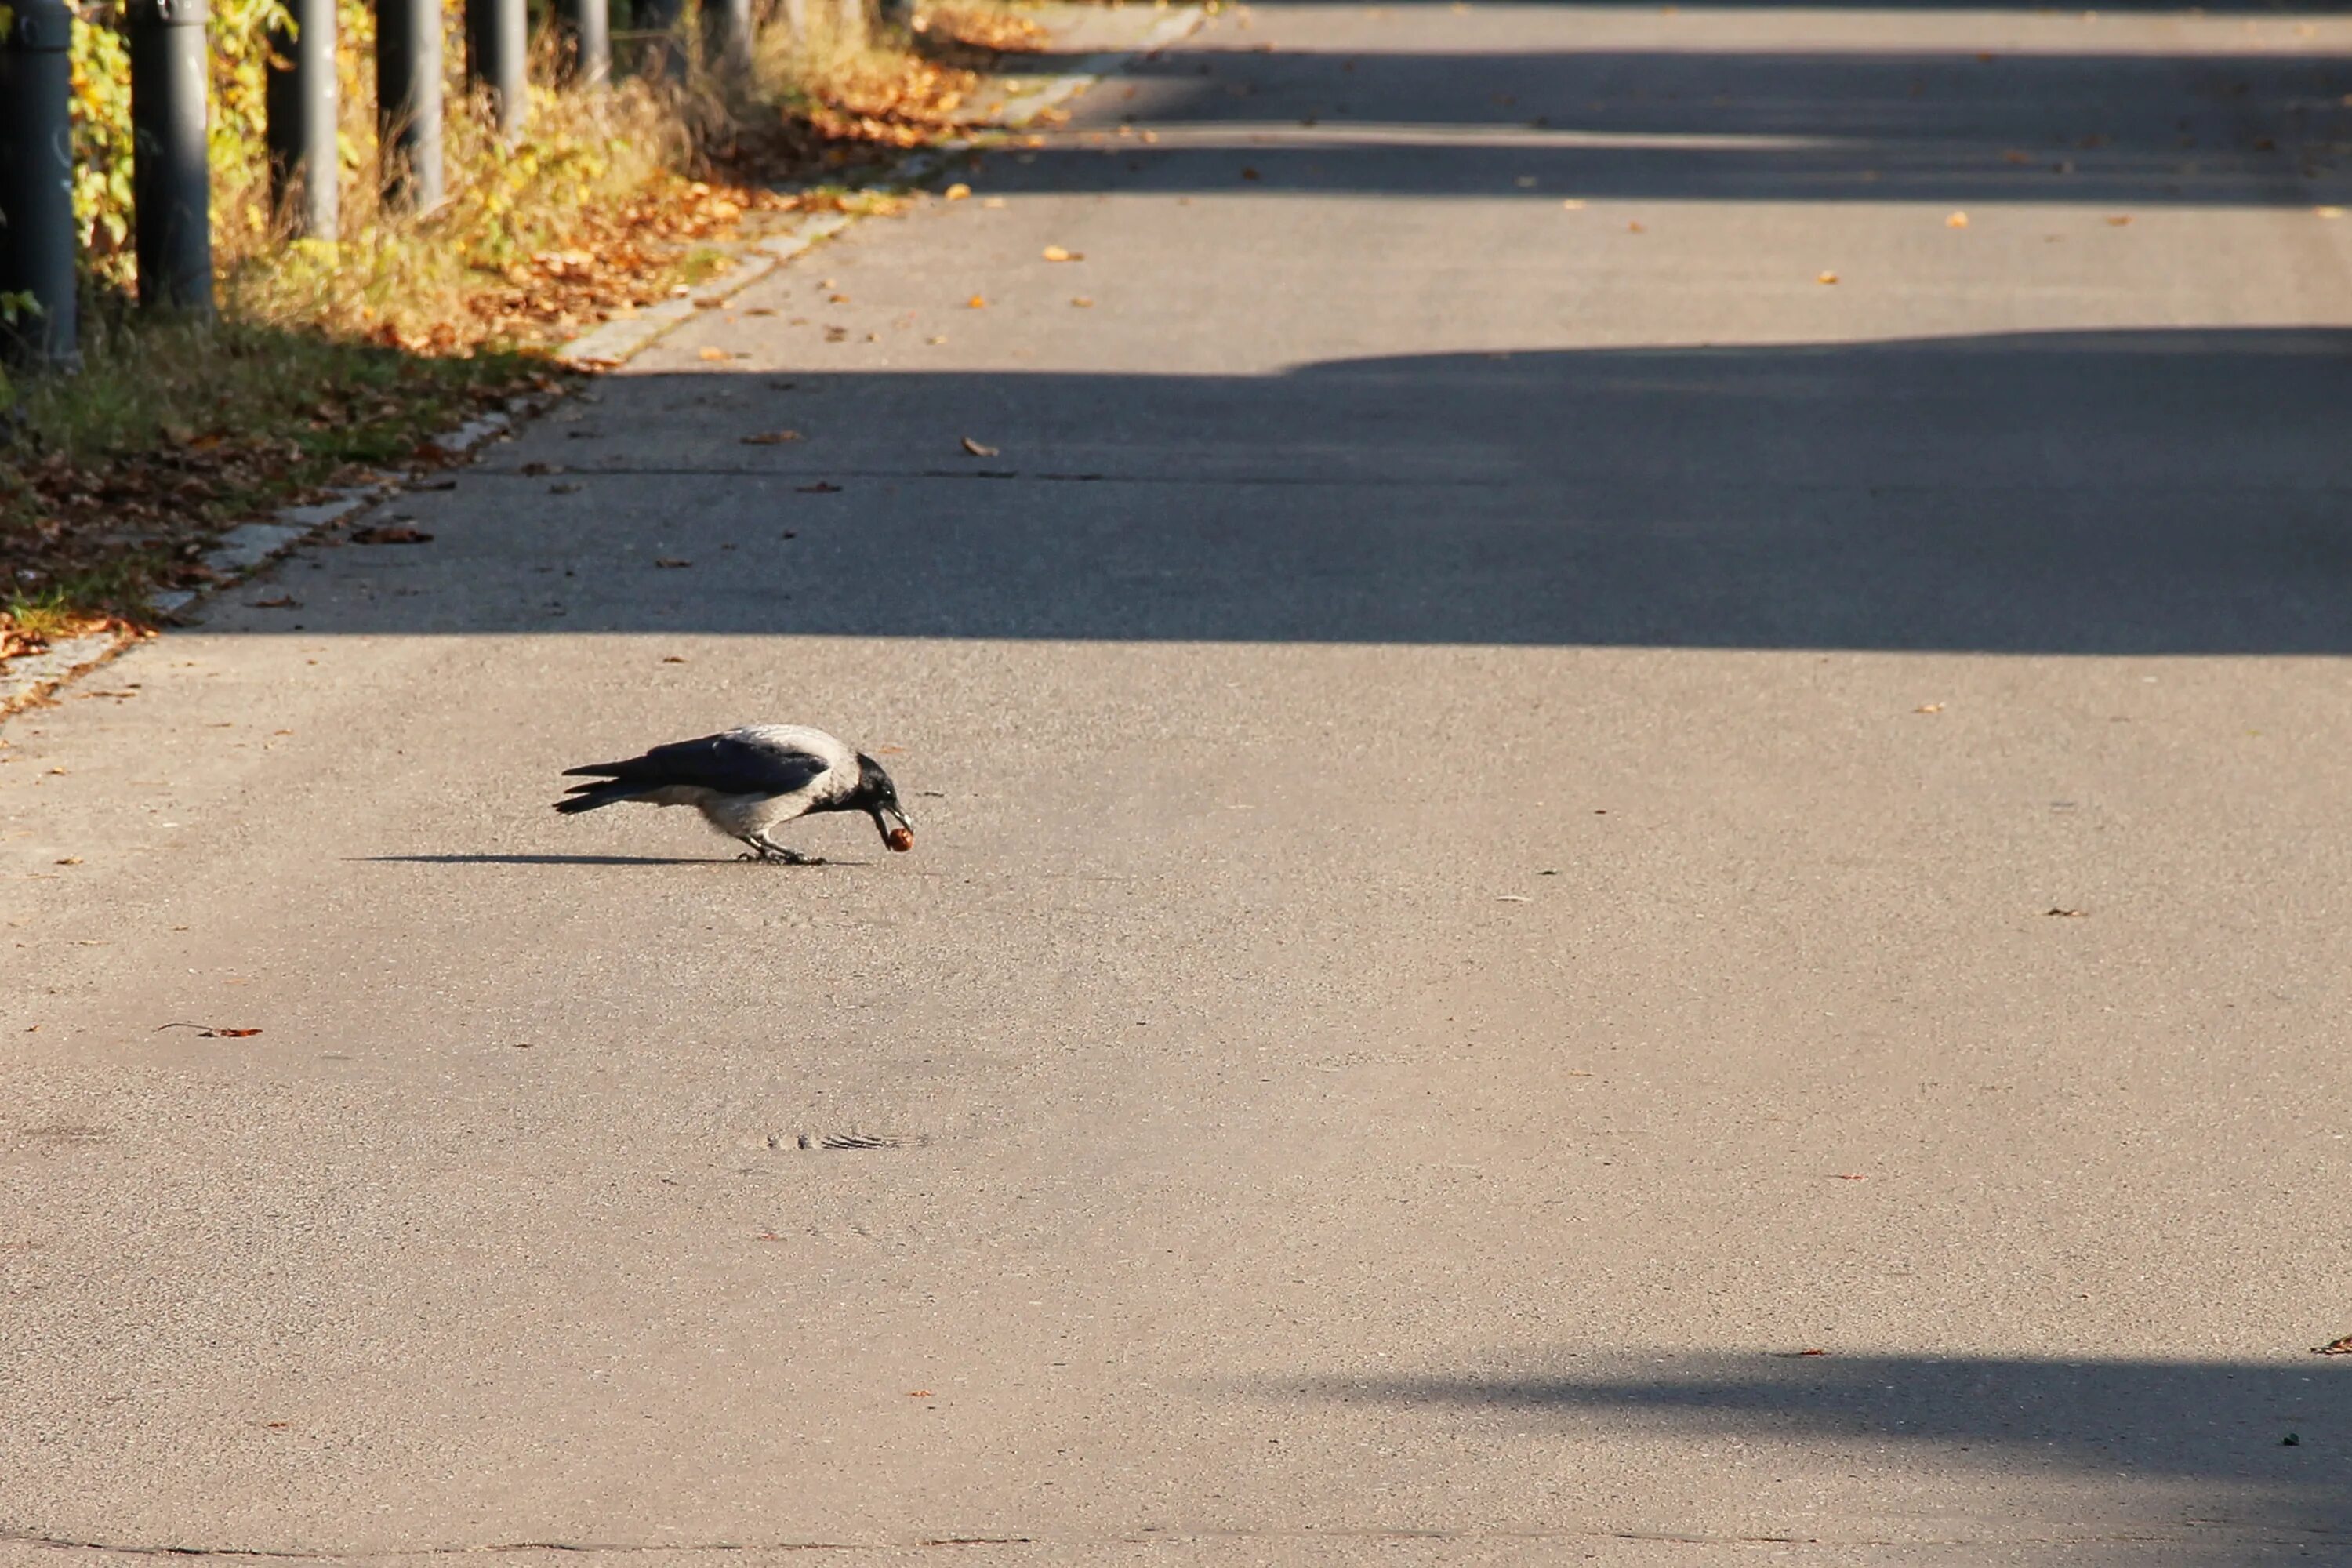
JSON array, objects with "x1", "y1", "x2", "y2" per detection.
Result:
[{"x1": 853, "y1": 753, "x2": 914, "y2": 851}]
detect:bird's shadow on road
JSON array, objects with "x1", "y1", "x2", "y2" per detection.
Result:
[{"x1": 355, "y1": 853, "x2": 874, "y2": 867}]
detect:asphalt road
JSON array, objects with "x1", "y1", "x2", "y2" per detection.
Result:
[{"x1": 7, "y1": 4, "x2": 2352, "y2": 1563}]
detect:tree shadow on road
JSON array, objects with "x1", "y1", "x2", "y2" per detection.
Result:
[
  {"x1": 1279, "y1": 1350, "x2": 2352, "y2": 1561},
  {"x1": 244, "y1": 325, "x2": 2352, "y2": 655},
  {"x1": 987, "y1": 33, "x2": 2352, "y2": 210}
]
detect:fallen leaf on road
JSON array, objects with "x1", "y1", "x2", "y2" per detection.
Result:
[
  {"x1": 520, "y1": 461, "x2": 560, "y2": 475},
  {"x1": 1946, "y1": 211, "x2": 1969, "y2": 227},
  {"x1": 1831, "y1": 1173, "x2": 1867, "y2": 1181},
  {"x1": 1240, "y1": 166, "x2": 1261, "y2": 180},
  {"x1": 967, "y1": 295, "x2": 987, "y2": 309},
  {"x1": 1497, "y1": 894, "x2": 1531, "y2": 902},
  {"x1": 249, "y1": 596, "x2": 300, "y2": 609},
  {"x1": 1915, "y1": 702, "x2": 1944, "y2": 713},
  {"x1": 740, "y1": 430, "x2": 804, "y2": 445},
  {"x1": 2312, "y1": 1334, "x2": 2352, "y2": 1355},
  {"x1": 1041, "y1": 245, "x2": 1083, "y2": 262},
  {"x1": 1817, "y1": 270, "x2": 1839, "y2": 285},
  {"x1": 1070, "y1": 296, "x2": 1094, "y2": 307},
  {"x1": 662, "y1": 655, "x2": 688, "y2": 663},
  {"x1": 944, "y1": 183, "x2": 971, "y2": 200},
  {"x1": 906, "y1": 1389, "x2": 933, "y2": 1397},
  {"x1": 2319, "y1": 207, "x2": 2347, "y2": 219},
  {"x1": 549, "y1": 482, "x2": 583, "y2": 494},
  {"x1": 1627, "y1": 221, "x2": 1644, "y2": 233},
  {"x1": 796, "y1": 482, "x2": 842, "y2": 494},
  {"x1": 2002, "y1": 149, "x2": 2031, "y2": 164},
  {"x1": 1777, "y1": 1348, "x2": 1830, "y2": 1357},
  {"x1": 655, "y1": 557, "x2": 692, "y2": 568},
  {"x1": 926, "y1": 335, "x2": 947, "y2": 344},
  {"x1": 2045, "y1": 907, "x2": 2088, "y2": 918},
  {"x1": 350, "y1": 524, "x2": 434, "y2": 545},
  {"x1": 962, "y1": 437, "x2": 1000, "y2": 456},
  {"x1": 154, "y1": 1022, "x2": 263, "y2": 1038},
  {"x1": 2106, "y1": 215, "x2": 2132, "y2": 226},
  {"x1": 1562, "y1": 198, "x2": 1585, "y2": 209},
  {"x1": 982, "y1": 196, "x2": 1007, "y2": 208},
  {"x1": 698, "y1": 347, "x2": 733, "y2": 361},
  {"x1": 54, "y1": 857, "x2": 82, "y2": 866}
]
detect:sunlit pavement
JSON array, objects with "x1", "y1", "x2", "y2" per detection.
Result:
[{"x1": 5, "y1": 5, "x2": 2351, "y2": 1561}]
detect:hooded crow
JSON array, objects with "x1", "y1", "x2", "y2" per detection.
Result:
[{"x1": 555, "y1": 724, "x2": 913, "y2": 863}]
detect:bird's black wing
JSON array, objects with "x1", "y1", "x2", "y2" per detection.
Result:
[{"x1": 563, "y1": 733, "x2": 833, "y2": 797}]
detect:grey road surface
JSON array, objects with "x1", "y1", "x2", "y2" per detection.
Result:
[{"x1": 6, "y1": 4, "x2": 2352, "y2": 1563}]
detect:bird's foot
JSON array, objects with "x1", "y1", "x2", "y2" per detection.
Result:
[{"x1": 738, "y1": 840, "x2": 822, "y2": 865}]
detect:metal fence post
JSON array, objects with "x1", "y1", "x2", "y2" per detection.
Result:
[
  {"x1": 127, "y1": 0, "x2": 215, "y2": 317},
  {"x1": 377, "y1": 0, "x2": 446, "y2": 212},
  {"x1": 0, "y1": 0, "x2": 79, "y2": 368},
  {"x1": 466, "y1": 0, "x2": 528, "y2": 139},
  {"x1": 265, "y1": 0, "x2": 339, "y2": 240},
  {"x1": 554, "y1": 0, "x2": 610, "y2": 88},
  {"x1": 702, "y1": 0, "x2": 751, "y2": 74}
]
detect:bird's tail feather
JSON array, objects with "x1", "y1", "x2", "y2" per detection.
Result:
[{"x1": 554, "y1": 782, "x2": 637, "y2": 814}]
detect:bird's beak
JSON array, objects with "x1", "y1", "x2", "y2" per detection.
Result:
[{"x1": 877, "y1": 804, "x2": 914, "y2": 851}]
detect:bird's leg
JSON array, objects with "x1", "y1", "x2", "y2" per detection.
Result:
[{"x1": 736, "y1": 833, "x2": 822, "y2": 866}]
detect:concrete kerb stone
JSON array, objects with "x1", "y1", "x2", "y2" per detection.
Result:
[{"x1": 0, "y1": 6, "x2": 1207, "y2": 720}]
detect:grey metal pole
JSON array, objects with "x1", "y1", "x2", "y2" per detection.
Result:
[
  {"x1": 264, "y1": 0, "x2": 338, "y2": 240},
  {"x1": 465, "y1": 0, "x2": 528, "y2": 140},
  {"x1": 377, "y1": 0, "x2": 445, "y2": 212},
  {"x1": 702, "y1": 0, "x2": 751, "y2": 74},
  {"x1": 127, "y1": 0, "x2": 215, "y2": 317},
  {"x1": 554, "y1": 0, "x2": 609, "y2": 88},
  {"x1": 0, "y1": 0, "x2": 78, "y2": 368}
]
